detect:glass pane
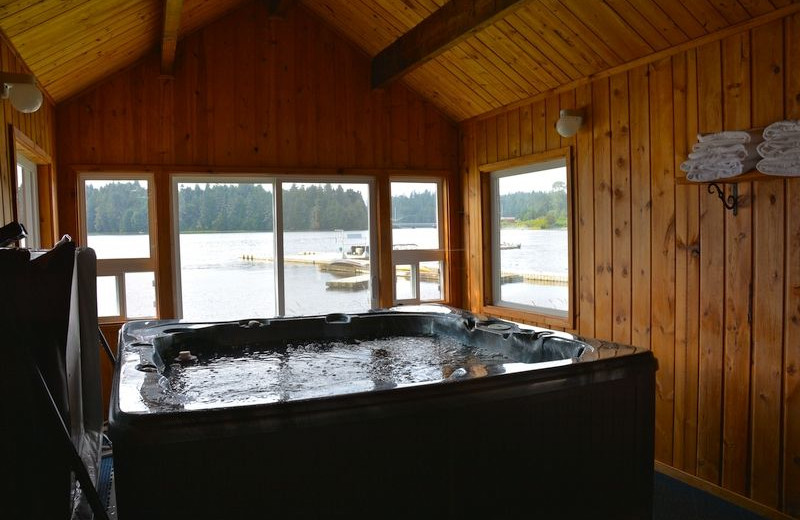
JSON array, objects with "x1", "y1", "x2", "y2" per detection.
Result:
[
  {"x1": 419, "y1": 261, "x2": 442, "y2": 301},
  {"x1": 391, "y1": 182, "x2": 439, "y2": 250},
  {"x1": 177, "y1": 182, "x2": 275, "y2": 321},
  {"x1": 96, "y1": 276, "x2": 120, "y2": 317},
  {"x1": 496, "y1": 161, "x2": 569, "y2": 315},
  {"x1": 16, "y1": 159, "x2": 40, "y2": 249},
  {"x1": 282, "y1": 182, "x2": 371, "y2": 316},
  {"x1": 125, "y1": 271, "x2": 156, "y2": 318},
  {"x1": 395, "y1": 264, "x2": 414, "y2": 301},
  {"x1": 84, "y1": 179, "x2": 151, "y2": 259}
]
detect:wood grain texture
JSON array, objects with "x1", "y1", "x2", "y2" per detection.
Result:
[
  {"x1": 649, "y1": 56, "x2": 676, "y2": 465},
  {"x1": 749, "y1": 19, "x2": 784, "y2": 510},
  {"x1": 460, "y1": 13, "x2": 800, "y2": 518},
  {"x1": 784, "y1": 14, "x2": 800, "y2": 518},
  {"x1": 592, "y1": 78, "x2": 613, "y2": 342},
  {"x1": 55, "y1": 3, "x2": 459, "y2": 327},
  {"x1": 610, "y1": 72, "x2": 631, "y2": 346},
  {"x1": 720, "y1": 31, "x2": 752, "y2": 496},
  {"x1": 695, "y1": 40, "x2": 725, "y2": 486},
  {"x1": 0, "y1": 37, "x2": 56, "y2": 230},
  {"x1": 370, "y1": 0, "x2": 527, "y2": 88}
]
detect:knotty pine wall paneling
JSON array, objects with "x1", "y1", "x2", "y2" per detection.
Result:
[
  {"x1": 54, "y1": 2, "x2": 460, "y2": 411},
  {"x1": 55, "y1": 1, "x2": 459, "y2": 295},
  {"x1": 0, "y1": 39, "x2": 56, "y2": 227},
  {"x1": 462, "y1": 13, "x2": 800, "y2": 519},
  {"x1": 56, "y1": 2, "x2": 458, "y2": 234}
]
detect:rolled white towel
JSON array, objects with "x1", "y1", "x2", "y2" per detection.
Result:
[
  {"x1": 689, "y1": 142, "x2": 759, "y2": 160},
  {"x1": 696, "y1": 129, "x2": 763, "y2": 144},
  {"x1": 756, "y1": 138, "x2": 800, "y2": 157},
  {"x1": 756, "y1": 154, "x2": 800, "y2": 176},
  {"x1": 684, "y1": 157, "x2": 758, "y2": 182},
  {"x1": 762, "y1": 120, "x2": 800, "y2": 141}
]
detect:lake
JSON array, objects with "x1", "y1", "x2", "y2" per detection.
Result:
[{"x1": 88, "y1": 228, "x2": 568, "y2": 320}]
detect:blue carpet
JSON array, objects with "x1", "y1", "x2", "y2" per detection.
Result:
[
  {"x1": 653, "y1": 472, "x2": 769, "y2": 520},
  {"x1": 97, "y1": 454, "x2": 113, "y2": 511}
]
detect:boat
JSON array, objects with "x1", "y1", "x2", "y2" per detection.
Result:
[{"x1": 344, "y1": 244, "x2": 369, "y2": 259}]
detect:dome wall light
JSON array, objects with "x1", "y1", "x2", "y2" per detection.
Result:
[
  {"x1": 555, "y1": 108, "x2": 585, "y2": 138},
  {"x1": 0, "y1": 72, "x2": 43, "y2": 113}
]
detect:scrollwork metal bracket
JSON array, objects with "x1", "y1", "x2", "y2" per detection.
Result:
[{"x1": 707, "y1": 182, "x2": 738, "y2": 216}]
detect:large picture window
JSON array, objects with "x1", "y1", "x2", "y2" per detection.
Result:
[
  {"x1": 172, "y1": 176, "x2": 376, "y2": 320},
  {"x1": 78, "y1": 173, "x2": 158, "y2": 321},
  {"x1": 485, "y1": 152, "x2": 573, "y2": 323}
]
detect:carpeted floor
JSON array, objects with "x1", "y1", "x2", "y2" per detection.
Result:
[
  {"x1": 653, "y1": 472, "x2": 770, "y2": 520},
  {"x1": 96, "y1": 457, "x2": 770, "y2": 520}
]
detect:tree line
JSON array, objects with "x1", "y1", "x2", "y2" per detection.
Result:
[
  {"x1": 84, "y1": 181, "x2": 566, "y2": 234},
  {"x1": 500, "y1": 182, "x2": 568, "y2": 229}
]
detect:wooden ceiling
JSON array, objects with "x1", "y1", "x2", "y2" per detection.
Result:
[
  {"x1": 0, "y1": 0, "x2": 798, "y2": 119},
  {"x1": 304, "y1": 0, "x2": 800, "y2": 120},
  {"x1": 0, "y1": 0, "x2": 249, "y2": 102}
]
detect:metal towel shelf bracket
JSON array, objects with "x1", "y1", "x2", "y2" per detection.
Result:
[{"x1": 707, "y1": 182, "x2": 738, "y2": 215}]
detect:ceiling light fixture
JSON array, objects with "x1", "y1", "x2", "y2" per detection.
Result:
[
  {"x1": 555, "y1": 108, "x2": 585, "y2": 138},
  {"x1": 0, "y1": 72, "x2": 43, "y2": 113}
]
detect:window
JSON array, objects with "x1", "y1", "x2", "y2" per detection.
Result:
[
  {"x1": 486, "y1": 153, "x2": 573, "y2": 322},
  {"x1": 174, "y1": 179, "x2": 276, "y2": 321},
  {"x1": 281, "y1": 181, "x2": 374, "y2": 316},
  {"x1": 16, "y1": 154, "x2": 39, "y2": 249},
  {"x1": 172, "y1": 176, "x2": 376, "y2": 320},
  {"x1": 79, "y1": 174, "x2": 157, "y2": 321},
  {"x1": 391, "y1": 180, "x2": 445, "y2": 304}
]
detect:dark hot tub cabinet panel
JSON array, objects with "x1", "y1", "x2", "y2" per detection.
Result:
[{"x1": 109, "y1": 306, "x2": 656, "y2": 519}]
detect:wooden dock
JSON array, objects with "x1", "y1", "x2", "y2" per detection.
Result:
[
  {"x1": 325, "y1": 274, "x2": 370, "y2": 290},
  {"x1": 242, "y1": 253, "x2": 567, "y2": 287}
]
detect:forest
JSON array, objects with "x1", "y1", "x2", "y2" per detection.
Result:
[
  {"x1": 499, "y1": 182, "x2": 568, "y2": 229},
  {"x1": 83, "y1": 181, "x2": 566, "y2": 233}
]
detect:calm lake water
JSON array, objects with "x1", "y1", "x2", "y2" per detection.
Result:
[{"x1": 88, "y1": 228, "x2": 568, "y2": 320}]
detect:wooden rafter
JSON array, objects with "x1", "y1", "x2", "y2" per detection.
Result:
[
  {"x1": 265, "y1": 0, "x2": 294, "y2": 19},
  {"x1": 160, "y1": 0, "x2": 184, "y2": 76},
  {"x1": 371, "y1": 0, "x2": 527, "y2": 89}
]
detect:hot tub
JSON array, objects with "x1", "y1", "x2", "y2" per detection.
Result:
[{"x1": 109, "y1": 306, "x2": 655, "y2": 519}]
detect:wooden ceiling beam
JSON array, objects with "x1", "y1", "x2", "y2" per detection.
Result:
[
  {"x1": 371, "y1": 0, "x2": 528, "y2": 89},
  {"x1": 265, "y1": 0, "x2": 294, "y2": 19},
  {"x1": 160, "y1": 0, "x2": 184, "y2": 76}
]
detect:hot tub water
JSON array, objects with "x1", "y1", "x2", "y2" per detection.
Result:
[{"x1": 161, "y1": 335, "x2": 514, "y2": 410}]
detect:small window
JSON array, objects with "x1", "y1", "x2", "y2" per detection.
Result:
[
  {"x1": 79, "y1": 174, "x2": 158, "y2": 321},
  {"x1": 486, "y1": 153, "x2": 572, "y2": 323},
  {"x1": 16, "y1": 154, "x2": 40, "y2": 249},
  {"x1": 391, "y1": 181, "x2": 445, "y2": 304}
]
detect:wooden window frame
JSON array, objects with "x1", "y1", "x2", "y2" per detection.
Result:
[
  {"x1": 390, "y1": 178, "x2": 447, "y2": 305},
  {"x1": 171, "y1": 173, "x2": 379, "y2": 318},
  {"x1": 9, "y1": 126, "x2": 56, "y2": 247},
  {"x1": 478, "y1": 147, "x2": 576, "y2": 330},
  {"x1": 77, "y1": 172, "x2": 159, "y2": 323}
]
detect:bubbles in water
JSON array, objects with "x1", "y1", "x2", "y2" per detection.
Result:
[{"x1": 150, "y1": 335, "x2": 515, "y2": 410}]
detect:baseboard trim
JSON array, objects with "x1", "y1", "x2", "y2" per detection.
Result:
[{"x1": 654, "y1": 462, "x2": 795, "y2": 520}]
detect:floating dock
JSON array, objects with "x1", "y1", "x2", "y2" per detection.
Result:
[
  {"x1": 242, "y1": 253, "x2": 567, "y2": 289},
  {"x1": 325, "y1": 274, "x2": 370, "y2": 290}
]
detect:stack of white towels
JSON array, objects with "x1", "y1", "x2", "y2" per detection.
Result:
[
  {"x1": 680, "y1": 129, "x2": 762, "y2": 182},
  {"x1": 756, "y1": 120, "x2": 800, "y2": 176}
]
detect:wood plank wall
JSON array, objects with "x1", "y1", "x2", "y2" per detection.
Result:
[
  {"x1": 462, "y1": 13, "x2": 800, "y2": 519},
  {"x1": 54, "y1": 1, "x2": 458, "y2": 238},
  {"x1": 0, "y1": 37, "x2": 56, "y2": 226},
  {"x1": 54, "y1": 2, "x2": 459, "y2": 410}
]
